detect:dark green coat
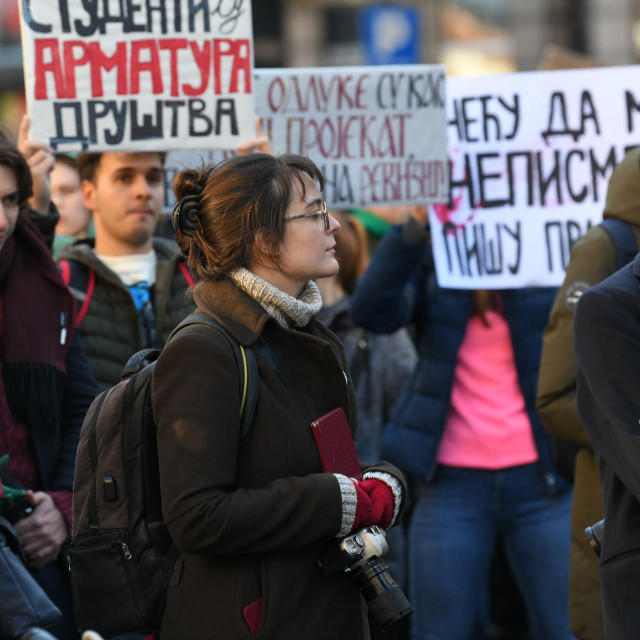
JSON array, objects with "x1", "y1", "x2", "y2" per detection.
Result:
[
  {"x1": 537, "y1": 147, "x2": 640, "y2": 640},
  {"x1": 58, "y1": 237, "x2": 195, "y2": 391},
  {"x1": 152, "y1": 278, "x2": 406, "y2": 640}
]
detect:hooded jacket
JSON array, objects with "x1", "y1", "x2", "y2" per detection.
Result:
[
  {"x1": 536, "y1": 147, "x2": 640, "y2": 640},
  {"x1": 349, "y1": 221, "x2": 560, "y2": 489},
  {"x1": 152, "y1": 278, "x2": 406, "y2": 640},
  {"x1": 58, "y1": 237, "x2": 195, "y2": 391}
]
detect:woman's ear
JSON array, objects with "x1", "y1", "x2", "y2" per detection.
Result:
[{"x1": 251, "y1": 229, "x2": 280, "y2": 269}]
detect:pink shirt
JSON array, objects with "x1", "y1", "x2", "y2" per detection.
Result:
[{"x1": 436, "y1": 311, "x2": 539, "y2": 469}]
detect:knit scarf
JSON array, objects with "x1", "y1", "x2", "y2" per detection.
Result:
[
  {"x1": 0, "y1": 220, "x2": 75, "y2": 436},
  {"x1": 230, "y1": 267, "x2": 323, "y2": 328}
]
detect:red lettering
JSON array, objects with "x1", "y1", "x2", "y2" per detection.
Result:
[
  {"x1": 336, "y1": 115, "x2": 358, "y2": 159},
  {"x1": 355, "y1": 74, "x2": 369, "y2": 109},
  {"x1": 183, "y1": 41, "x2": 210, "y2": 96},
  {"x1": 228, "y1": 39, "x2": 252, "y2": 94},
  {"x1": 88, "y1": 42, "x2": 127, "y2": 97},
  {"x1": 360, "y1": 116, "x2": 377, "y2": 157},
  {"x1": 268, "y1": 77, "x2": 285, "y2": 112},
  {"x1": 213, "y1": 39, "x2": 232, "y2": 95},
  {"x1": 317, "y1": 118, "x2": 335, "y2": 158},
  {"x1": 63, "y1": 41, "x2": 89, "y2": 99},
  {"x1": 34, "y1": 38, "x2": 66, "y2": 100},
  {"x1": 213, "y1": 39, "x2": 252, "y2": 95},
  {"x1": 159, "y1": 39, "x2": 188, "y2": 97},
  {"x1": 130, "y1": 40, "x2": 162, "y2": 95},
  {"x1": 335, "y1": 76, "x2": 354, "y2": 109},
  {"x1": 317, "y1": 76, "x2": 337, "y2": 112}
]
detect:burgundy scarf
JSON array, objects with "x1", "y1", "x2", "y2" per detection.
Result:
[{"x1": 0, "y1": 219, "x2": 75, "y2": 432}]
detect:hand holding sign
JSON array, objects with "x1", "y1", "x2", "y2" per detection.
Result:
[
  {"x1": 237, "y1": 117, "x2": 274, "y2": 156},
  {"x1": 17, "y1": 115, "x2": 54, "y2": 216},
  {"x1": 410, "y1": 204, "x2": 429, "y2": 227}
]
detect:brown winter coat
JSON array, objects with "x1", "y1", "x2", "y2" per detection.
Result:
[
  {"x1": 152, "y1": 277, "x2": 406, "y2": 640},
  {"x1": 536, "y1": 147, "x2": 640, "y2": 640}
]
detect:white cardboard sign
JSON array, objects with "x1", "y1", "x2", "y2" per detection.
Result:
[
  {"x1": 19, "y1": 0, "x2": 256, "y2": 152},
  {"x1": 166, "y1": 64, "x2": 449, "y2": 208},
  {"x1": 429, "y1": 66, "x2": 640, "y2": 289}
]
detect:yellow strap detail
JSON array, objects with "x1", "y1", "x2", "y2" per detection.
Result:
[{"x1": 239, "y1": 345, "x2": 248, "y2": 417}]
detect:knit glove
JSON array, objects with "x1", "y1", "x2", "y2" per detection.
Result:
[
  {"x1": 350, "y1": 480, "x2": 373, "y2": 532},
  {"x1": 358, "y1": 478, "x2": 395, "y2": 530}
]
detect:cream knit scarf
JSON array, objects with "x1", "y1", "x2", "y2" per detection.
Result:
[{"x1": 230, "y1": 267, "x2": 323, "y2": 328}]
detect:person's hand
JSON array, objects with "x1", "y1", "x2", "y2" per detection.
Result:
[
  {"x1": 237, "y1": 116, "x2": 274, "y2": 156},
  {"x1": 358, "y1": 479, "x2": 395, "y2": 530},
  {"x1": 17, "y1": 115, "x2": 55, "y2": 215},
  {"x1": 13, "y1": 491, "x2": 68, "y2": 570},
  {"x1": 365, "y1": 206, "x2": 412, "y2": 225},
  {"x1": 350, "y1": 480, "x2": 373, "y2": 532},
  {"x1": 409, "y1": 204, "x2": 429, "y2": 227}
]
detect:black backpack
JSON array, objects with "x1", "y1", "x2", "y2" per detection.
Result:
[{"x1": 68, "y1": 311, "x2": 258, "y2": 637}]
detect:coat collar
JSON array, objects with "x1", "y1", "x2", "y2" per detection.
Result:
[{"x1": 193, "y1": 278, "x2": 273, "y2": 346}]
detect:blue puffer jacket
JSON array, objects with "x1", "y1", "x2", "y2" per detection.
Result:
[{"x1": 350, "y1": 224, "x2": 564, "y2": 494}]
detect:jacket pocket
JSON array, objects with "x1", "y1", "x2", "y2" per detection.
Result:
[{"x1": 68, "y1": 530, "x2": 148, "y2": 636}]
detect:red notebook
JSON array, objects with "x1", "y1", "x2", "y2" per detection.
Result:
[{"x1": 311, "y1": 407, "x2": 362, "y2": 480}]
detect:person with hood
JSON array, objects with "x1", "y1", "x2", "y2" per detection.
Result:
[{"x1": 537, "y1": 147, "x2": 640, "y2": 640}]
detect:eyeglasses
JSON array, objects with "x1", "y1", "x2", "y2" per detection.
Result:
[{"x1": 284, "y1": 201, "x2": 330, "y2": 230}]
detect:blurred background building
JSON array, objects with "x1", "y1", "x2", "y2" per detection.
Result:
[{"x1": 2, "y1": 0, "x2": 639, "y2": 129}]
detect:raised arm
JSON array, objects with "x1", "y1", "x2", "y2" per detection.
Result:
[{"x1": 350, "y1": 210, "x2": 429, "y2": 334}]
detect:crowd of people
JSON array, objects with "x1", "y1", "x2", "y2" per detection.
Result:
[{"x1": 0, "y1": 103, "x2": 637, "y2": 640}]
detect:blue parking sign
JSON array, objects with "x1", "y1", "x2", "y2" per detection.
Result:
[{"x1": 360, "y1": 5, "x2": 420, "y2": 66}]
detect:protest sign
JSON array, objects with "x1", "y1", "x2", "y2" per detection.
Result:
[
  {"x1": 19, "y1": 0, "x2": 255, "y2": 152},
  {"x1": 430, "y1": 65, "x2": 640, "y2": 289},
  {"x1": 165, "y1": 64, "x2": 449, "y2": 208}
]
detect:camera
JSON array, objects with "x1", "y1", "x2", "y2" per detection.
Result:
[
  {"x1": 318, "y1": 526, "x2": 413, "y2": 630},
  {"x1": 2, "y1": 495, "x2": 33, "y2": 525},
  {"x1": 585, "y1": 518, "x2": 604, "y2": 557}
]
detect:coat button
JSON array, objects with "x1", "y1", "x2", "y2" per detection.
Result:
[{"x1": 543, "y1": 472, "x2": 557, "y2": 487}]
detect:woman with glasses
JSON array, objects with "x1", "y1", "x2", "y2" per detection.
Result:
[{"x1": 152, "y1": 152, "x2": 407, "y2": 640}]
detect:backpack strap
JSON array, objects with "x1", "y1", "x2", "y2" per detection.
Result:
[
  {"x1": 599, "y1": 218, "x2": 638, "y2": 271},
  {"x1": 59, "y1": 259, "x2": 96, "y2": 326},
  {"x1": 169, "y1": 311, "x2": 258, "y2": 447},
  {"x1": 177, "y1": 260, "x2": 195, "y2": 289}
]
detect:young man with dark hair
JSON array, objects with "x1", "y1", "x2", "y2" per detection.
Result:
[
  {"x1": 1, "y1": 118, "x2": 97, "y2": 639},
  {"x1": 58, "y1": 151, "x2": 195, "y2": 390}
]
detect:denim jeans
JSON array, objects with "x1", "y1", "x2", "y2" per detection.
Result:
[{"x1": 408, "y1": 464, "x2": 574, "y2": 640}]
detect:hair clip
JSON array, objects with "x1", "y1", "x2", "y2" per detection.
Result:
[{"x1": 171, "y1": 194, "x2": 201, "y2": 237}]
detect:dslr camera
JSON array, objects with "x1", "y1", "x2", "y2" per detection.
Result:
[{"x1": 318, "y1": 525, "x2": 413, "y2": 630}]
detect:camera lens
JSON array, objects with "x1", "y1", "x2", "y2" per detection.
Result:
[
  {"x1": 351, "y1": 556, "x2": 413, "y2": 630},
  {"x1": 585, "y1": 519, "x2": 604, "y2": 557}
]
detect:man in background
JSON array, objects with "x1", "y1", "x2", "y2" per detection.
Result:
[
  {"x1": 58, "y1": 151, "x2": 195, "y2": 391},
  {"x1": 50, "y1": 154, "x2": 92, "y2": 257}
]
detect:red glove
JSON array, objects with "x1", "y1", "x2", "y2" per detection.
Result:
[
  {"x1": 350, "y1": 480, "x2": 372, "y2": 532},
  {"x1": 359, "y1": 478, "x2": 395, "y2": 530}
]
